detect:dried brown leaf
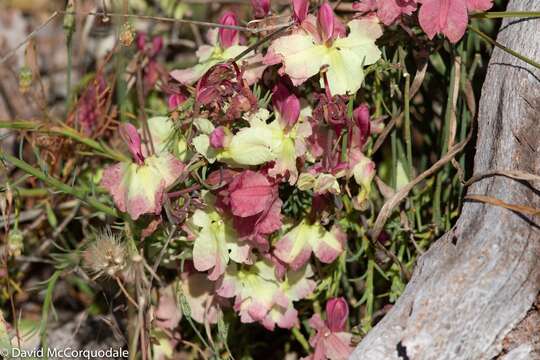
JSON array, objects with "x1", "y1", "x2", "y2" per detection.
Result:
[
  {"x1": 465, "y1": 194, "x2": 540, "y2": 216},
  {"x1": 465, "y1": 170, "x2": 540, "y2": 187}
]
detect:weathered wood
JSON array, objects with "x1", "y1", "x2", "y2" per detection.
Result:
[
  {"x1": 351, "y1": 1, "x2": 540, "y2": 359},
  {"x1": 497, "y1": 294, "x2": 540, "y2": 358}
]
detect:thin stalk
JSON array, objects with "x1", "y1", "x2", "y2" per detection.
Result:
[
  {"x1": 58, "y1": 10, "x2": 276, "y2": 33},
  {"x1": 391, "y1": 130, "x2": 398, "y2": 189},
  {"x1": 186, "y1": 317, "x2": 212, "y2": 352},
  {"x1": 13, "y1": 188, "x2": 49, "y2": 197},
  {"x1": 468, "y1": 25, "x2": 540, "y2": 70},
  {"x1": 472, "y1": 11, "x2": 540, "y2": 19},
  {"x1": 291, "y1": 328, "x2": 310, "y2": 353},
  {"x1": 0, "y1": 11, "x2": 59, "y2": 65},
  {"x1": 361, "y1": 258, "x2": 375, "y2": 332},
  {"x1": 0, "y1": 121, "x2": 127, "y2": 161},
  {"x1": 115, "y1": 277, "x2": 140, "y2": 309},
  {"x1": 177, "y1": 287, "x2": 217, "y2": 355},
  {"x1": 433, "y1": 56, "x2": 457, "y2": 229},
  {"x1": 66, "y1": 42, "x2": 73, "y2": 106},
  {"x1": 1, "y1": 153, "x2": 118, "y2": 217},
  {"x1": 403, "y1": 73, "x2": 413, "y2": 178},
  {"x1": 39, "y1": 271, "x2": 61, "y2": 354},
  {"x1": 115, "y1": 24, "x2": 128, "y2": 124},
  {"x1": 64, "y1": 0, "x2": 75, "y2": 109},
  {"x1": 232, "y1": 24, "x2": 293, "y2": 62},
  {"x1": 136, "y1": 68, "x2": 155, "y2": 156},
  {"x1": 128, "y1": 291, "x2": 140, "y2": 360}
]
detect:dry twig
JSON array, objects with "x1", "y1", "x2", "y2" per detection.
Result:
[
  {"x1": 371, "y1": 123, "x2": 475, "y2": 242},
  {"x1": 465, "y1": 194, "x2": 540, "y2": 216}
]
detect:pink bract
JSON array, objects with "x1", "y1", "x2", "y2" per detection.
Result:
[
  {"x1": 354, "y1": 0, "x2": 418, "y2": 25},
  {"x1": 228, "y1": 170, "x2": 277, "y2": 218},
  {"x1": 101, "y1": 153, "x2": 186, "y2": 220},
  {"x1": 210, "y1": 127, "x2": 227, "y2": 149},
  {"x1": 119, "y1": 123, "x2": 144, "y2": 165},
  {"x1": 218, "y1": 171, "x2": 283, "y2": 250},
  {"x1": 317, "y1": 2, "x2": 336, "y2": 43},
  {"x1": 352, "y1": 104, "x2": 371, "y2": 148},
  {"x1": 234, "y1": 197, "x2": 283, "y2": 250},
  {"x1": 292, "y1": 0, "x2": 309, "y2": 23},
  {"x1": 306, "y1": 298, "x2": 354, "y2": 360},
  {"x1": 218, "y1": 11, "x2": 240, "y2": 48},
  {"x1": 273, "y1": 81, "x2": 301, "y2": 128},
  {"x1": 417, "y1": 0, "x2": 493, "y2": 43},
  {"x1": 251, "y1": 0, "x2": 271, "y2": 18},
  {"x1": 326, "y1": 297, "x2": 349, "y2": 332},
  {"x1": 167, "y1": 93, "x2": 187, "y2": 110},
  {"x1": 466, "y1": 0, "x2": 493, "y2": 12}
]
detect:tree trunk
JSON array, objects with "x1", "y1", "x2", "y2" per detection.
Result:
[{"x1": 352, "y1": 1, "x2": 540, "y2": 359}]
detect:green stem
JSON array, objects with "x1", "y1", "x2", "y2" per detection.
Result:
[
  {"x1": 66, "y1": 40, "x2": 72, "y2": 107},
  {"x1": 15, "y1": 188, "x2": 49, "y2": 197},
  {"x1": 0, "y1": 121, "x2": 127, "y2": 161},
  {"x1": 291, "y1": 328, "x2": 310, "y2": 353},
  {"x1": 403, "y1": 73, "x2": 413, "y2": 178},
  {"x1": 39, "y1": 270, "x2": 61, "y2": 356},
  {"x1": 361, "y1": 258, "x2": 375, "y2": 332},
  {"x1": 64, "y1": 0, "x2": 75, "y2": 107},
  {"x1": 472, "y1": 11, "x2": 540, "y2": 19},
  {"x1": 1, "y1": 153, "x2": 118, "y2": 217},
  {"x1": 391, "y1": 129, "x2": 397, "y2": 189},
  {"x1": 433, "y1": 56, "x2": 458, "y2": 229},
  {"x1": 468, "y1": 25, "x2": 540, "y2": 70}
]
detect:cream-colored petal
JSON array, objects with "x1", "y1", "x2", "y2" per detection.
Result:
[{"x1": 269, "y1": 33, "x2": 328, "y2": 86}]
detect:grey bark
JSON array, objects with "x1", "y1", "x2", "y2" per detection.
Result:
[{"x1": 351, "y1": 1, "x2": 540, "y2": 359}]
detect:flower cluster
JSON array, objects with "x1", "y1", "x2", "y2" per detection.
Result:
[
  {"x1": 354, "y1": 0, "x2": 493, "y2": 43},
  {"x1": 97, "y1": 0, "x2": 493, "y2": 357}
]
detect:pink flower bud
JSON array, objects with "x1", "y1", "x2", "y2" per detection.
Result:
[
  {"x1": 150, "y1": 36, "x2": 163, "y2": 57},
  {"x1": 353, "y1": 104, "x2": 371, "y2": 146},
  {"x1": 144, "y1": 60, "x2": 160, "y2": 90},
  {"x1": 318, "y1": 2, "x2": 335, "y2": 43},
  {"x1": 136, "y1": 32, "x2": 147, "y2": 52},
  {"x1": 168, "y1": 93, "x2": 187, "y2": 110},
  {"x1": 218, "y1": 11, "x2": 239, "y2": 49},
  {"x1": 251, "y1": 0, "x2": 270, "y2": 18},
  {"x1": 210, "y1": 127, "x2": 226, "y2": 149},
  {"x1": 326, "y1": 297, "x2": 349, "y2": 332},
  {"x1": 292, "y1": 0, "x2": 309, "y2": 23},
  {"x1": 273, "y1": 81, "x2": 300, "y2": 128},
  {"x1": 119, "y1": 123, "x2": 145, "y2": 165}
]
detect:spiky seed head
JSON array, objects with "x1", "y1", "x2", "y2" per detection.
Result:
[{"x1": 83, "y1": 228, "x2": 127, "y2": 279}]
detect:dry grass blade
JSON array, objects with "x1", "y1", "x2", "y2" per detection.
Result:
[
  {"x1": 0, "y1": 11, "x2": 59, "y2": 65},
  {"x1": 60, "y1": 10, "x2": 284, "y2": 33},
  {"x1": 465, "y1": 194, "x2": 540, "y2": 216},
  {"x1": 409, "y1": 60, "x2": 428, "y2": 98},
  {"x1": 375, "y1": 176, "x2": 396, "y2": 200},
  {"x1": 371, "y1": 123, "x2": 474, "y2": 241},
  {"x1": 448, "y1": 56, "x2": 461, "y2": 149},
  {"x1": 464, "y1": 170, "x2": 540, "y2": 187},
  {"x1": 463, "y1": 79, "x2": 477, "y2": 117}
]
